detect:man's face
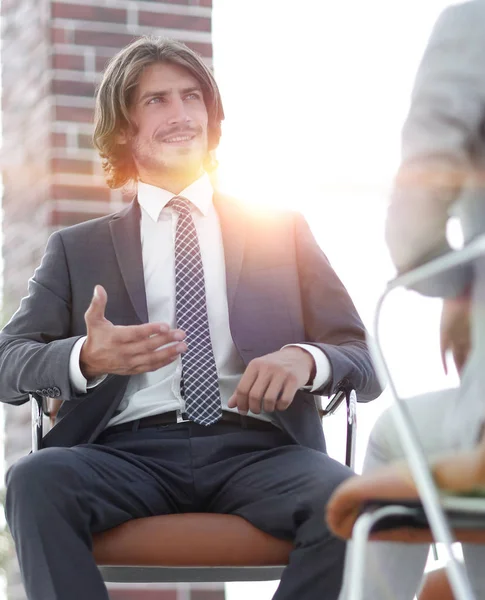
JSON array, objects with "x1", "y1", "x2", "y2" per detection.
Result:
[{"x1": 126, "y1": 62, "x2": 209, "y2": 182}]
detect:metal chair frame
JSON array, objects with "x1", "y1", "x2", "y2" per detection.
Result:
[
  {"x1": 345, "y1": 235, "x2": 485, "y2": 600},
  {"x1": 31, "y1": 384, "x2": 357, "y2": 584}
]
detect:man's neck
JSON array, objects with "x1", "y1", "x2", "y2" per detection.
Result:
[{"x1": 138, "y1": 169, "x2": 204, "y2": 195}]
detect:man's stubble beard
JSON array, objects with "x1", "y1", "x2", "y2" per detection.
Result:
[{"x1": 130, "y1": 136, "x2": 206, "y2": 182}]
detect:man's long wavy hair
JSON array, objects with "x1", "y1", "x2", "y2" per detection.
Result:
[{"x1": 93, "y1": 37, "x2": 225, "y2": 189}]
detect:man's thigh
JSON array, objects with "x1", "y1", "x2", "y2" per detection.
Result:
[
  {"x1": 6, "y1": 430, "x2": 193, "y2": 533},
  {"x1": 200, "y1": 431, "x2": 352, "y2": 539}
]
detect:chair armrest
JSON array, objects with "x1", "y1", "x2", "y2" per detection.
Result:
[
  {"x1": 320, "y1": 389, "x2": 346, "y2": 417},
  {"x1": 319, "y1": 384, "x2": 357, "y2": 470},
  {"x1": 30, "y1": 393, "x2": 63, "y2": 452},
  {"x1": 31, "y1": 393, "x2": 44, "y2": 453}
]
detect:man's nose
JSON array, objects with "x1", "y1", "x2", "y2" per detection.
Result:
[{"x1": 167, "y1": 97, "x2": 191, "y2": 125}]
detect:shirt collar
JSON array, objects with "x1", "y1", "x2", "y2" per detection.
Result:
[{"x1": 137, "y1": 172, "x2": 214, "y2": 222}]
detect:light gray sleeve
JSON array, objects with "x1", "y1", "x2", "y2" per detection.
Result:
[
  {"x1": 0, "y1": 231, "x2": 84, "y2": 404},
  {"x1": 385, "y1": 0, "x2": 485, "y2": 293}
]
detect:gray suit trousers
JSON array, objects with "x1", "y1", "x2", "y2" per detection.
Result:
[{"x1": 6, "y1": 420, "x2": 352, "y2": 600}]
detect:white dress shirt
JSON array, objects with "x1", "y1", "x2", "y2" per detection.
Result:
[{"x1": 69, "y1": 173, "x2": 331, "y2": 426}]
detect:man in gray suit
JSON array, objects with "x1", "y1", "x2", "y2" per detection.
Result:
[
  {"x1": 352, "y1": 1, "x2": 485, "y2": 598},
  {"x1": 0, "y1": 37, "x2": 380, "y2": 600}
]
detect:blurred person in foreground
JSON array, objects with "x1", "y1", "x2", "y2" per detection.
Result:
[
  {"x1": 0, "y1": 36, "x2": 381, "y2": 600},
  {"x1": 330, "y1": 1, "x2": 485, "y2": 598}
]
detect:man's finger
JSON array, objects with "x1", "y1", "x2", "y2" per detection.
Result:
[
  {"x1": 115, "y1": 322, "x2": 179, "y2": 343},
  {"x1": 261, "y1": 374, "x2": 286, "y2": 413},
  {"x1": 440, "y1": 341, "x2": 449, "y2": 375},
  {"x1": 84, "y1": 285, "x2": 108, "y2": 328},
  {"x1": 276, "y1": 376, "x2": 298, "y2": 411},
  {"x1": 129, "y1": 329, "x2": 186, "y2": 356},
  {"x1": 228, "y1": 366, "x2": 258, "y2": 414},
  {"x1": 227, "y1": 387, "x2": 250, "y2": 414},
  {"x1": 247, "y1": 371, "x2": 273, "y2": 414},
  {"x1": 452, "y1": 343, "x2": 470, "y2": 375}
]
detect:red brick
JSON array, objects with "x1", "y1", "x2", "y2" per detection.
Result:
[
  {"x1": 51, "y1": 157, "x2": 94, "y2": 175},
  {"x1": 51, "y1": 183, "x2": 109, "y2": 202},
  {"x1": 52, "y1": 53, "x2": 85, "y2": 71},
  {"x1": 51, "y1": 27, "x2": 69, "y2": 44},
  {"x1": 55, "y1": 105, "x2": 94, "y2": 123},
  {"x1": 134, "y1": 0, "x2": 190, "y2": 4},
  {"x1": 0, "y1": 0, "x2": 16, "y2": 11},
  {"x1": 184, "y1": 41, "x2": 213, "y2": 57},
  {"x1": 50, "y1": 132, "x2": 67, "y2": 148},
  {"x1": 95, "y1": 55, "x2": 111, "y2": 73},
  {"x1": 74, "y1": 30, "x2": 138, "y2": 49},
  {"x1": 53, "y1": 78, "x2": 96, "y2": 97},
  {"x1": 138, "y1": 12, "x2": 211, "y2": 32},
  {"x1": 52, "y1": 2, "x2": 127, "y2": 24}
]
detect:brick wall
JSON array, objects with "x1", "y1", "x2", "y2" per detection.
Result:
[{"x1": 1, "y1": 2, "x2": 222, "y2": 599}]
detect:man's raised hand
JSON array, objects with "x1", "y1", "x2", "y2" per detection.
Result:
[{"x1": 80, "y1": 285, "x2": 186, "y2": 380}]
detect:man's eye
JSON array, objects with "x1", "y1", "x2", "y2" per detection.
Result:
[
  {"x1": 185, "y1": 93, "x2": 201, "y2": 101},
  {"x1": 148, "y1": 97, "x2": 163, "y2": 104}
]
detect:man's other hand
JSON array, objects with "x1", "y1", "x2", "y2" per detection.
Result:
[
  {"x1": 228, "y1": 347, "x2": 315, "y2": 414},
  {"x1": 440, "y1": 293, "x2": 472, "y2": 376},
  {"x1": 80, "y1": 285, "x2": 187, "y2": 380}
]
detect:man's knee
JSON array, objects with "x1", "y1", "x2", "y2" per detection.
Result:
[
  {"x1": 6, "y1": 448, "x2": 79, "y2": 510},
  {"x1": 303, "y1": 453, "x2": 354, "y2": 517}
]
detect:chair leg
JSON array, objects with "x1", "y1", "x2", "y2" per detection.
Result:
[
  {"x1": 343, "y1": 506, "x2": 426, "y2": 600},
  {"x1": 373, "y1": 288, "x2": 476, "y2": 600}
]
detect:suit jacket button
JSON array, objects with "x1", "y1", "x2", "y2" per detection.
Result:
[
  {"x1": 35, "y1": 389, "x2": 43, "y2": 396},
  {"x1": 53, "y1": 387, "x2": 61, "y2": 397},
  {"x1": 47, "y1": 388, "x2": 54, "y2": 396}
]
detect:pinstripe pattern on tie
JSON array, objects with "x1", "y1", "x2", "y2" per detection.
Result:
[{"x1": 169, "y1": 196, "x2": 222, "y2": 425}]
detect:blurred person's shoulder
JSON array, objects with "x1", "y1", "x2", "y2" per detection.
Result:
[{"x1": 437, "y1": 0, "x2": 485, "y2": 27}]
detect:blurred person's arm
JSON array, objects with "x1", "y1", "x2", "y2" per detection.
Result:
[
  {"x1": 386, "y1": 1, "x2": 485, "y2": 279},
  {"x1": 440, "y1": 291, "x2": 472, "y2": 376}
]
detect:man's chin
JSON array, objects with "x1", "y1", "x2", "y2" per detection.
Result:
[
  {"x1": 156, "y1": 159, "x2": 205, "y2": 184},
  {"x1": 135, "y1": 147, "x2": 206, "y2": 181},
  {"x1": 162, "y1": 150, "x2": 205, "y2": 172}
]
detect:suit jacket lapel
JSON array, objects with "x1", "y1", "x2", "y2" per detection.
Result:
[
  {"x1": 108, "y1": 192, "x2": 245, "y2": 324},
  {"x1": 213, "y1": 192, "x2": 247, "y2": 313},
  {"x1": 109, "y1": 199, "x2": 148, "y2": 324}
]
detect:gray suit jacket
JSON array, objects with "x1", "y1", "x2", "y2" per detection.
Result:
[
  {"x1": 0, "y1": 192, "x2": 381, "y2": 451},
  {"x1": 386, "y1": 0, "x2": 485, "y2": 295}
]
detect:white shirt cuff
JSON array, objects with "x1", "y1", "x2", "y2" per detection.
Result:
[
  {"x1": 69, "y1": 336, "x2": 107, "y2": 394},
  {"x1": 282, "y1": 344, "x2": 331, "y2": 392}
]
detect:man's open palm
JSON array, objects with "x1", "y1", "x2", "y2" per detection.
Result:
[{"x1": 80, "y1": 285, "x2": 187, "y2": 380}]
